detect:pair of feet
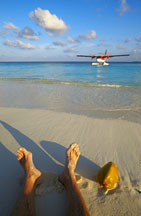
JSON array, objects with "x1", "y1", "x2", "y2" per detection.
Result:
[{"x1": 17, "y1": 143, "x2": 80, "y2": 187}]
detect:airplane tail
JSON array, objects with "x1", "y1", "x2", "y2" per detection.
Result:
[{"x1": 105, "y1": 49, "x2": 107, "y2": 56}]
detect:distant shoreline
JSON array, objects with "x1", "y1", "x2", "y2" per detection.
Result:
[{"x1": 0, "y1": 61, "x2": 141, "y2": 63}]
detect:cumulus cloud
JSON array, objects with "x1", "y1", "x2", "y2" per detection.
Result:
[
  {"x1": 53, "y1": 40, "x2": 67, "y2": 47},
  {"x1": 117, "y1": 0, "x2": 129, "y2": 16},
  {"x1": 66, "y1": 36, "x2": 80, "y2": 43},
  {"x1": 4, "y1": 22, "x2": 19, "y2": 30},
  {"x1": 3, "y1": 40, "x2": 36, "y2": 49},
  {"x1": 17, "y1": 27, "x2": 39, "y2": 40},
  {"x1": 29, "y1": 8, "x2": 69, "y2": 36},
  {"x1": 79, "y1": 30, "x2": 97, "y2": 40}
]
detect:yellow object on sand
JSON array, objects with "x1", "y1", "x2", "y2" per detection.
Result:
[{"x1": 97, "y1": 162, "x2": 118, "y2": 192}]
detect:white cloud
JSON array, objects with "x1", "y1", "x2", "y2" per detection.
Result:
[
  {"x1": 29, "y1": 8, "x2": 69, "y2": 36},
  {"x1": 3, "y1": 40, "x2": 36, "y2": 49},
  {"x1": 117, "y1": 0, "x2": 129, "y2": 16},
  {"x1": 79, "y1": 30, "x2": 97, "y2": 40},
  {"x1": 18, "y1": 27, "x2": 39, "y2": 40},
  {"x1": 66, "y1": 36, "x2": 80, "y2": 43},
  {"x1": 4, "y1": 22, "x2": 19, "y2": 30},
  {"x1": 53, "y1": 40, "x2": 67, "y2": 47}
]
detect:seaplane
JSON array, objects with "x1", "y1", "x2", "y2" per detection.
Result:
[{"x1": 77, "y1": 50, "x2": 130, "y2": 66}]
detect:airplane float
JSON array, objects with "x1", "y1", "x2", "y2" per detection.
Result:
[{"x1": 77, "y1": 50, "x2": 130, "y2": 66}]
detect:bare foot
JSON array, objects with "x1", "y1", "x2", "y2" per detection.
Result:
[
  {"x1": 59, "y1": 143, "x2": 80, "y2": 186},
  {"x1": 17, "y1": 147, "x2": 42, "y2": 185}
]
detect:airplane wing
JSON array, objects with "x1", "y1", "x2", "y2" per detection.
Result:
[
  {"x1": 77, "y1": 54, "x2": 130, "y2": 58},
  {"x1": 77, "y1": 55, "x2": 96, "y2": 58},
  {"x1": 108, "y1": 54, "x2": 130, "y2": 58}
]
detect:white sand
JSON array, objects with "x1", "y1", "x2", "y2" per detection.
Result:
[{"x1": 0, "y1": 107, "x2": 140, "y2": 215}]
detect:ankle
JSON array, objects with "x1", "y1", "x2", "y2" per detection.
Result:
[
  {"x1": 24, "y1": 178, "x2": 36, "y2": 195},
  {"x1": 60, "y1": 168, "x2": 75, "y2": 186},
  {"x1": 25, "y1": 173, "x2": 38, "y2": 186}
]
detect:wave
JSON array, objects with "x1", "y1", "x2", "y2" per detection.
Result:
[
  {"x1": 0, "y1": 77, "x2": 141, "y2": 88},
  {"x1": 88, "y1": 106, "x2": 141, "y2": 112}
]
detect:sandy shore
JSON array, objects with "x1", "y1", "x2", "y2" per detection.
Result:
[{"x1": 0, "y1": 107, "x2": 140, "y2": 215}]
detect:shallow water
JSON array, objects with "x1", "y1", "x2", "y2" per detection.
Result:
[
  {"x1": 0, "y1": 62, "x2": 141, "y2": 122},
  {"x1": 0, "y1": 80, "x2": 141, "y2": 123}
]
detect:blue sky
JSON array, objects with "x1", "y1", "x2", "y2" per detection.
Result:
[{"x1": 0, "y1": 0, "x2": 141, "y2": 61}]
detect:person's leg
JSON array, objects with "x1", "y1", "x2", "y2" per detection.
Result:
[
  {"x1": 11, "y1": 147, "x2": 42, "y2": 216},
  {"x1": 59, "y1": 143, "x2": 90, "y2": 216}
]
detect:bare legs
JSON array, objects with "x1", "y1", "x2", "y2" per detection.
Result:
[
  {"x1": 11, "y1": 148, "x2": 42, "y2": 216},
  {"x1": 59, "y1": 143, "x2": 90, "y2": 216},
  {"x1": 12, "y1": 144, "x2": 90, "y2": 216}
]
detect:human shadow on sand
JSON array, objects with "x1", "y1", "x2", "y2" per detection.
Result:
[
  {"x1": 0, "y1": 120, "x2": 100, "y2": 181},
  {"x1": 0, "y1": 120, "x2": 63, "y2": 173},
  {"x1": 0, "y1": 142, "x2": 22, "y2": 215}
]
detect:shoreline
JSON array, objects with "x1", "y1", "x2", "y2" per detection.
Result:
[
  {"x1": 0, "y1": 80, "x2": 141, "y2": 123},
  {"x1": 1, "y1": 77, "x2": 141, "y2": 88},
  {"x1": 0, "y1": 77, "x2": 141, "y2": 215},
  {"x1": 0, "y1": 106, "x2": 140, "y2": 215}
]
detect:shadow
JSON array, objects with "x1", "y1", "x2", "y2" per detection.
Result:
[
  {"x1": 0, "y1": 120, "x2": 100, "y2": 216},
  {"x1": 41, "y1": 140, "x2": 100, "y2": 181},
  {"x1": 0, "y1": 120, "x2": 63, "y2": 173},
  {"x1": 0, "y1": 120, "x2": 100, "y2": 180},
  {"x1": 0, "y1": 142, "x2": 21, "y2": 215},
  {"x1": 97, "y1": 183, "x2": 122, "y2": 198}
]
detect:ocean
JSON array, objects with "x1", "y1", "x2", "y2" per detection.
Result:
[
  {"x1": 0, "y1": 62, "x2": 141, "y2": 122},
  {"x1": 0, "y1": 62, "x2": 141, "y2": 86}
]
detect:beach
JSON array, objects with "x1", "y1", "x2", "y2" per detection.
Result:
[
  {"x1": 0, "y1": 80, "x2": 141, "y2": 215},
  {"x1": 0, "y1": 62, "x2": 141, "y2": 215},
  {"x1": 1, "y1": 0, "x2": 141, "y2": 213}
]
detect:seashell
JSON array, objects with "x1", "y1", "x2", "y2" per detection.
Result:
[{"x1": 97, "y1": 161, "x2": 118, "y2": 193}]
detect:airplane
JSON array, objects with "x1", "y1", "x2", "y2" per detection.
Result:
[{"x1": 77, "y1": 50, "x2": 130, "y2": 66}]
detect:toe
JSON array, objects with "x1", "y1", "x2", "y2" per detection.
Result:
[
  {"x1": 71, "y1": 143, "x2": 77, "y2": 151},
  {"x1": 17, "y1": 147, "x2": 30, "y2": 157},
  {"x1": 17, "y1": 150, "x2": 23, "y2": 156},
  {"x1": 74, "y1": 144, "x2": 79, "y2": 151},
  {"x1": 20, "y1": 147, "x2": 28, "y2": 155},
  {"x1": 73, "y1": 144, "x2": 80, "y2": 156},
  {"x1": 71, "y1": 143, "x2": 77, "y2": 148},
  {"x1": 17, "y1": 154, "x2": 23, "y2": 161},
  {"x1": 17, "y1": 147, "x2": 32, "y2": 162},
  {"x1": 17, "y1": 150, "x2": 24, "y2": 160},
  {"x1": 76, "y1": 150, "x2": 80, "y2": 157}
]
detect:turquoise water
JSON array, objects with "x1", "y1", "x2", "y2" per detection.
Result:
[
  {"x1": 0, "y1": 62, "x2": 141, "y2": 122},
  {"x1": 0, "y1": 62, "x2": 141, "y2": 87}
]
